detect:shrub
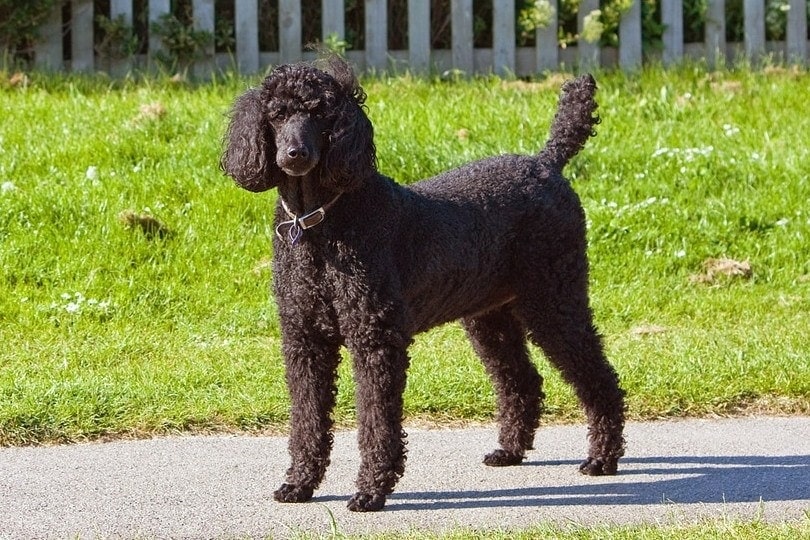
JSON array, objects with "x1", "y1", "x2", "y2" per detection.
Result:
[{"x1": 0, "y1": 0, "x2": 62, "y2": 66}]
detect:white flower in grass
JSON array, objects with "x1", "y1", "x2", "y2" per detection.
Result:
[
  {"x1": 723, "y1": 123, "x2": 740, "y2": 137},
  {"x1": 86, "y1": 166, "x2": 98, "y2": 181},
  {"x1": 57, "y1": 292, "x2": 112, "y2": 317},
  {"x1": 675, "y1": 249, "x2": 686, "y2": 258},
  {"x1": 1, "y1": 181, "x2": 16, "y2": 193}
]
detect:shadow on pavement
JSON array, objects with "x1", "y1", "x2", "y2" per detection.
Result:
[{"x1": 380, "y1": 455, "x2": 810, "y2": 511}]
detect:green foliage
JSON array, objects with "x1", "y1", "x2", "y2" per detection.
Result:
[
  {"x1": 0, "y1": 0, "x2": 61, "y2": 64},
  {"x1": 151, "y1": 12, "x2": 214, "y2": 72},
  {"x1": 517, "y1": 0, "x2": 557, "y2": 45},
  {"x1": 322, "y1": 33, "x2": 351, "y2": 56},
  {"x1": 0, "y1": 66, "x2": 808, "y2": 445},
  {"x1": 95, "y1": 14, "x2": 138, "y2": 61}
]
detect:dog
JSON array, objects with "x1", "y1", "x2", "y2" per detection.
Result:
[{"x1": 221, "y1": 56, "x2": 625, "y2": 512}]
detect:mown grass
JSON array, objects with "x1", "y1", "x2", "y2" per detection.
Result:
[
  {"x1": 0, "y1": 65, "x2": 808, "y2": 446},
  {"x1": 322, "y1": 515, "x2": 810, "y2": 540}
]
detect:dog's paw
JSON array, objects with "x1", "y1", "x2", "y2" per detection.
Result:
[
  {"x1": 483, "y1": 449, "x2": 524, "y2": 467},
  {"x1": 579, "y1": 457, "x2": 618, "y2": 476},
  {"x1": 273, "y1": 483, "x2": 314, "y2": 503},
  {"x1": 347, "y1": 491, "x2": 386, "y2": 512}
]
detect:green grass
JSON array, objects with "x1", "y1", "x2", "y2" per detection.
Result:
[
  {"x1": 0, "y1": 65, "x2": 808, "y2": 445},
  {"x1": 329, "y1": 515, "x2": 810, "y2": 539}
]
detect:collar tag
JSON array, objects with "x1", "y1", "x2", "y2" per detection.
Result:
[
  {"x1": 275, "y1": 192, "x2": 342, "y2": 244},
  {"x1": 298, "y1": 208, "x2": 326, "y2": 229}
]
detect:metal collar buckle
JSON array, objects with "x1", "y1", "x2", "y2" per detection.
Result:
[{"x1": 275, "y1": 192, "x2": 342, "y2": 244}]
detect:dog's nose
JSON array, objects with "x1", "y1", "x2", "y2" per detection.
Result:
[{"x1": 287, "y1": 146, "x2": 310, "y2": 160}]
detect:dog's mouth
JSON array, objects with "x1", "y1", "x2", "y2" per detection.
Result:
[
  {"x1": 279, "y1": 162, "x2": 317, "y2": 177},
  {"x1": 277, "y1": 149, "x2": 319, "y2": 177}
]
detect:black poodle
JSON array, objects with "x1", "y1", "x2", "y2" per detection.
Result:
[{"x1": 221, "y1": 56, "x2": 625, "y2": 512}]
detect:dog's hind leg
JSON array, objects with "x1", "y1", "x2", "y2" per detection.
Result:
[
  {"x1": 515, "y1": 254, "x2": 626, "y2": 476},
  {"x1": 274, "y1": 329, "x2": 342, "y2": 504},
  {"x1": 462, "y1": 306, "x2": 543, "y2": 466}
]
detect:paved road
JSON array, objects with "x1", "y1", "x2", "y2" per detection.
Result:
[{"x1": 1, "y1": 417, "x2": 808, "y2": 539}]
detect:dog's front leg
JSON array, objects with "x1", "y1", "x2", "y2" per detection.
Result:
[
  {"x1": 346, "y1": 340, "x2": 410, "y2": 512},
  {"x1": 274, "y1": 330, "x2": 341, "y2": 504}
]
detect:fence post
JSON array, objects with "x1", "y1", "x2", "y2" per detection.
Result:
[
  {"x1": 279, "y1": 0, "x2": 302, "y2": 63},
  {"x1": 743, "y1": 0, "x2": 765, "y2": 63},
  {"x1": 110, "y1": 0, "x2": 133, "y2": 76},
  {"x1": 149, "y1": 0, "x2": 171, "y2": 70},
  {"x1": 71, "y1": 0, "x2": 94, "y2": 72},
  {"x1": 365, "y1": 0, "x2": 387, "y2": 71},
  {"x1": 535, "y1": 0, "x2": 558, "y2": 72},
  {"x1": 578, "y1": 0, "x2": 600, "y2": 70},
  {"x1": 451, "y1": 0, "x2": 473, "y2": 74},
  {"x1": 705, "y1": 0, "x2": 726, "y2": 68},
  {"x1": 192, "y1": 0, "x2": 215, "y2": 78},
  {"x1": 33, "y1": 5, "x2": 63, "y2": 70},
  {"x1": 322, "y1": 0, "x2": 345, "y2": 41},
  {"x1": 493, "y1": 0, "x2": 515, "y2": 75},
  {"x1": 619, "y1": 0, "x2": 642, "y2": 70},
  {"x1": 661, "y1": 0, "x2": 683, "y2": 66},
  {"x1": 786, "y1": 0, "x2": 808, "y2": 64},
  {"x1": 408, "y1": 0, "x2": 430, "y2": 73},
  {"x1": 235, "y1": 0, "x2": 260, "y2": 73}
]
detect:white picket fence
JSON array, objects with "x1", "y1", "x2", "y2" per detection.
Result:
[{"x1": 33, "y1": 0, "x2": 809, "y2": 76}]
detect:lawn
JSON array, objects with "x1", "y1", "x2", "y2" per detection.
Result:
[
  {"x1": 0, "y1": 65, "x2": 808, "y2": 446},
  {"x1": 341, "y1": 517, "x2": 809, "y2": 540}
]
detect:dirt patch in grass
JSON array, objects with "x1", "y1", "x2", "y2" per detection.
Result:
[{"x1": 690, "y1": 258, "x2": 752, "y2": 285}]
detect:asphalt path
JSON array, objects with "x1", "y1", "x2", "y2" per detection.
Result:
[{"x1": 1, "y1": 417, "x2": 808, "y2": 539}]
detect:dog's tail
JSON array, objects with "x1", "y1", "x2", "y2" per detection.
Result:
[{"x1": 538, "y1": 74, "x2": 599, "y2": 171}]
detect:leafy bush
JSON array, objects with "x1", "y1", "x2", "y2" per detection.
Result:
[
  {"x1": 0, "y1": 0, "x2": 61, "y2": 65},
  {"x1": 151, "y1": 12, "x2": 213, "y2": 72}
]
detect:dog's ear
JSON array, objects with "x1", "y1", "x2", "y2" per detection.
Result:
[
  {"x1": 220, "y1": 88, "x2": 282, "y2": 192},
  {"x1": 320, "y1": 97, "x2": 377, "y2": 192}
]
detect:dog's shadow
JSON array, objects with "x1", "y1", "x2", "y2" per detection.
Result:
[{"x1": 359, "y1": 455, "x2": 810, "y2": 511}]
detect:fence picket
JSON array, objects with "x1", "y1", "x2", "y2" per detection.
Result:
[
  {"x1": 535, "y1": 0, "x2": 558, "y2": 71},
  {"x1": 786, "y1": 0, "x2": 808, "y2": 63},
  {"x1": 365, "y1": 0, "x2": 387, "y2": 71},
  {"x1": 193, "y1": 0, "x2": 215, "y2": 78},
  {"x1": 619, "y1": 0, "x2": 642, "y2": 70},
  {"x1": 661, "y1": 0, "x2": 684, "y2": 65},
  {"x1": 235, "y1": 0, "x2": 260, "y2": 73},
  {"x1": 33, "y1": 6, "x2": 62, "y2": 70},
  {"x1": 744, "y1": 0, "x2": 765, "y2": 62},
  {"x1": 705, "y1": 0, "x2": 726, "y2": 68},
  {"x1": 71, "y1": 0, "x2": 94, "y2": 72},
  {"x1": 20, "y1": 1, "x2": 810, "y2": 77},
  {"x1": 408, "y1": 0, "x2": 430, "y2": 73},
  {"x1": 279, "y1": 0, "x2": 302, "y2": 63},
  {"x1": 322, "y1": 0, "x2": 345, "y2": 40},
  {"x1": 451, "y1": 0, "x2": 473, "y2": 74},
  {"x1": 493, "y1": 1, "x2": 515, "y2": 75},
  {"x1": 149, "y1": 0, "x2": 171, "y2": 67},
  {"x1": 578, "y1": 0, "x2": 600, "y2": 69},
  {"x1": 110, "y1": 0, "x2": 133, "y2": 75}
]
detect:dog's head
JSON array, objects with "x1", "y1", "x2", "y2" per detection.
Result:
[{"x1": 221, "y1": 57, "x2": 376, "y2": 193}]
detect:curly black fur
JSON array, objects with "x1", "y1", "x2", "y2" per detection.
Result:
[{"x1": 222, "y1": 57, "x2": 626, "y2": 512}]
